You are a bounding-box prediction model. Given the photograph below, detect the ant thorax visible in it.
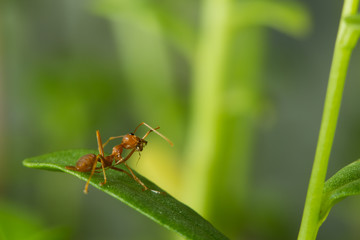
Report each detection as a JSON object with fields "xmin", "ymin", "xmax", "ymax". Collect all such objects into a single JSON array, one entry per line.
[{"xmin": 111, "ymin": 144, "xmax": 123, "ymax": 159}]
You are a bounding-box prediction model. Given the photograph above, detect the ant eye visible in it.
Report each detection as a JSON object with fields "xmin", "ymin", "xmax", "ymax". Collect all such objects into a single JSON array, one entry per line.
[{"xmin": 129, "ymin": 133, "xmax": 134, "ymax": 135}]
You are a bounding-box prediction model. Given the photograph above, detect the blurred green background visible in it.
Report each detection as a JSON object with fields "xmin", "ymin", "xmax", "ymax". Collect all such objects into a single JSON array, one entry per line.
[{"xmin": 1, "ymin": 0, "xmax": 360, "ymax": 239}]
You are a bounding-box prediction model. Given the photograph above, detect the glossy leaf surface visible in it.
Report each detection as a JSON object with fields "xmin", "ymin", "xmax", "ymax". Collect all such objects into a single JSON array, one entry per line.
[{"xmin": 23, "ymin": 150, "xmax": 228, "ymax": 240}]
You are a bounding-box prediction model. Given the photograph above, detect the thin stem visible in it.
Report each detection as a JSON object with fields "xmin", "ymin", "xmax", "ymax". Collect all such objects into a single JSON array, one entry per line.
[
  {"xmin": 182, "ymin": 0, "xmax": 232, "ymax": 215},
  {"xmin": 298, "ymin": 0, "xmax": 359, "ymax": 239}
]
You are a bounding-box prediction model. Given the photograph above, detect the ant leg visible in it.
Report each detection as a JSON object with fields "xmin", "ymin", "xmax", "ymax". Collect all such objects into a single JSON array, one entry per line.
[
  {"xmin": 132, "ymin": 122, "xmax": 146, "ymax": 134},
  {"xmin": 110, "ymin": 166, "xmax": 162, "ymax": 194},
  {"xmin": 123, "ymin": 163, "xmax": 163, "ymax": 194},
  {"xmin": 134, "ymin": 122, "xmax": 173, "ymax": 146},
  {"xmin": 110, "ymin": 166, "xmax": 133, "ymax": 178},
  {"xmin": 98, "ymin": 155, "xmax": 107, "ymax": 186},
  {"xmin": 83, "ymin": 159, "xmax": 98, "ymax": 194},
  {"xmin": 142, "ymin": 127, "xmax": 160, "ymax": 139},
  {"xmin": 82, "ymin": 156, "xmax": 107, "ymax": 193},
  {"xmin": 102, "ymin": 135, "xmax": 125, "ymax": 148},
  {"xmin": 96, "ymin": 130, "xmax": 104, "ymax": 156},
  {"xmin": 123, "ymin": 162, "xmax": 148, "ymax": 191},
  {"xmin": 96, "ymin": 130, "xmax": 107, "ymax": 186},
  {"xmin": 114, "ymin": 148, "xmax": 136, "ymax": 165}
]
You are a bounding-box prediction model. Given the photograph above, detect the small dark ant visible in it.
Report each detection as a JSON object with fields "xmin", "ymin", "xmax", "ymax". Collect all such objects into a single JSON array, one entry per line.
[{"xmin": 66, "ymin": 122, "xmax": 173, "ymax": 194}]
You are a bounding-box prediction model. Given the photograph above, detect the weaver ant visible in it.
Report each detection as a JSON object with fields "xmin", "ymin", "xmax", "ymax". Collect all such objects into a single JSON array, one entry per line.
[{"xmin": 66, "ymin": 122, "xmax": 173, "ymax": 194}]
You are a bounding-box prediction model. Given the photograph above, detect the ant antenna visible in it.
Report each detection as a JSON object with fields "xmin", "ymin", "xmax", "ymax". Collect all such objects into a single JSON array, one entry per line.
[{"xmin": 134, "ymin": 122, "xmax": 173, "ymax": 146}]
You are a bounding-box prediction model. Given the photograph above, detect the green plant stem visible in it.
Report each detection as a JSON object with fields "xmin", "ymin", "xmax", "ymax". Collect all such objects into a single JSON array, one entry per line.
[
  {"xmin": 182, "ymin": 0, "xmax": 232, "ymax": 215},
  {"xmin": 298, "ymin": 0, "xmax": 359, "ymax": 239}
]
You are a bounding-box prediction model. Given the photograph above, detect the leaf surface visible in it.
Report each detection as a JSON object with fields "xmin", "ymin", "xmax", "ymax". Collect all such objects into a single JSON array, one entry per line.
[
  {"xmin": 320, "ymin": 159, "xmax": 360, "ymax": 224},
  {"xmin": 23, "ymin": 149, "xmax": 228, "ymax": 240}
]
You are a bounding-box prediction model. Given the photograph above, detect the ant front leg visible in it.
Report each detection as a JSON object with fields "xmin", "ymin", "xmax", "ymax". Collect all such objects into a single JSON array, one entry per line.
[
  {"xmin": 134, "ymin": 122, "xmax": 173, "ymax": 146},
  {"xmin": 102, "ymin": 135, "xmax": 125, "ymax": 148},
  {"xmin": 123, "ymin": 162, "xmax": 148, "ymax": 191},
  {"xmin": 111, "ymin": 126, "xmax": 162, "ymax": 166},
  {"xmin": 142, "ymin": 127, "xmax": 160, "ymax": 140},
  {"xmin": 114, "ymin": 148, "xmax": 136, "ymax": 165},
  {"xmin": 123, "ymin": 163, "xmax": 164, "ymax": 194},
  {"xmin": 109, "ymin": 166, "xmax": 133, "ymax": 178}
]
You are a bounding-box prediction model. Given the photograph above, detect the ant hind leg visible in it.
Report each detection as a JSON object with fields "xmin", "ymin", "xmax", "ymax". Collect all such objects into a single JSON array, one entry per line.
[{"xmin": 83, "ymin": 160, "xmax": 98, "ymax": 194}]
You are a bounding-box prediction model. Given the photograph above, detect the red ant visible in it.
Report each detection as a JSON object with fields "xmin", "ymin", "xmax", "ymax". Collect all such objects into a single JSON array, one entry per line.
[{"xmin": 66, "ymin": 122, "xmax": 173, "ymax": 194}]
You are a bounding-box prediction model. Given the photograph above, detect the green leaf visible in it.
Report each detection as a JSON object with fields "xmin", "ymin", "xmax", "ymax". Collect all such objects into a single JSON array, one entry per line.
[
  {"xmin": 23, "ymin": 150, "xmax": 229, "ymax": 240},
  {"xmin": 93, "ymin": 0, "xmax": 195, "ymax": 62},
  {"xmin": 234, "ymin": 0, "xmax": 311, "ymax": 38},
  {"xmin": 319, "ymin": 159, "xmax": 360, "ymax": 225}
]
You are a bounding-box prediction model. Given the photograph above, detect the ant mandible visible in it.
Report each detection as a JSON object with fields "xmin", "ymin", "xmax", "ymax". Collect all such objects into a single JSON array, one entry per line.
[{"xmin": 66, "ymin": 122, "xmax": 173, "ymax": 194}]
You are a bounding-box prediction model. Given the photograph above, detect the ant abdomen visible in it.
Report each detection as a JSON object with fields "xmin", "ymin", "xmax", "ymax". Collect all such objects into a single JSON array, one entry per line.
[{"xmin": 66, "ymin": 153, "xmax": 96, "ymax": 172}]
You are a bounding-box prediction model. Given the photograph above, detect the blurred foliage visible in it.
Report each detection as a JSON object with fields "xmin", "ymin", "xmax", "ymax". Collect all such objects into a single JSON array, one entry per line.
[
  {"xmin": 0, "ymin": 201, "xmax": 70, "ymax": 240},
  {"xmin": 1, "ymin": 0, "xmax": 360, "ymax": 240}
]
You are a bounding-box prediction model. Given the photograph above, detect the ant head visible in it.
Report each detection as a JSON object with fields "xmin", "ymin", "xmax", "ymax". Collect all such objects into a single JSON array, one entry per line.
[
  {"xmin": 136, "ymin": 139, "xmax": 147, "ymax": 151},
  {"xmin": 122, "ymin": 133, "xmax": 141, "ymax": 149}
]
